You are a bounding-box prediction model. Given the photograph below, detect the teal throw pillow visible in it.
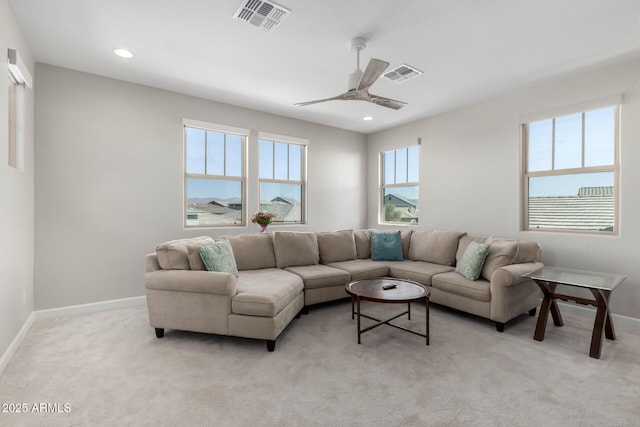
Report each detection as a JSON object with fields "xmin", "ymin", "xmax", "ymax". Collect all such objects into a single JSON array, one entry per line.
[
  {"xmin": 371, "ymin": 231, "xmax": 404, "ymax": 261},
  {"xmin": 455, "ymin": 241, "xmax": 490, "ymax": 281},
  {"xmin": 199, "ymin": 240, "xmax": 239, "ymax": 277}
]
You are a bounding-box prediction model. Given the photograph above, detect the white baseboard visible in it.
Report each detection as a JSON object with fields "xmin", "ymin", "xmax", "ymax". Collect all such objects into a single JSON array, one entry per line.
[
  {"xmin": 0, "ymin": 312, "xmax": 35, "ymax": 376},
  {"xmin": 556, "ymin": 301, "xmax": 640, "ymax": 332},
  {"xmin": 34, "ymin": 295, "xmax": 146, "ymax": 320}
]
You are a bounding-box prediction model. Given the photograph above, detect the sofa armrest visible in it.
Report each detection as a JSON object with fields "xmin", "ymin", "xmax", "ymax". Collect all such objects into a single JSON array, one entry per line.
[
  {"xmin": 490, "ymin": 262, "xmax": 544, "ymax": 288},
  {"xmin": 144, "ymin": 270, "xmax": 237, "ymax": 296}
]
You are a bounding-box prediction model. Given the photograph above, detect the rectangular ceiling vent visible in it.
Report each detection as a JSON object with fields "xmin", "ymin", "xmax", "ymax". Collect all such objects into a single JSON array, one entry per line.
[
  {"xmin": 233, "ymin": 0, "xmax": 291, "ymax": 32},
  {"xmin": 383, "ymin": 64, "xmax": 423, "ymax": 84}
]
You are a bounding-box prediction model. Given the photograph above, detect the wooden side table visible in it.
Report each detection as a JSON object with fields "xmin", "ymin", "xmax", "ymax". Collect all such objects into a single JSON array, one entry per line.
[{"xmin": 522, "ymin": 266, "xmax": 627, "ymax": 359}]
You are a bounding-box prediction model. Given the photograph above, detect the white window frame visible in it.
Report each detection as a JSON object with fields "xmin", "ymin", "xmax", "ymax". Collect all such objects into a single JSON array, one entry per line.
[
  {"xmin": 380, "ymin": 145, "xmax": 419, "ymax": 225},
  {"xmin": 521, "ymin": 103, "xmax": 620, "ymax": 234},
  {"xmin": 183, "ymin": 119, "xmax": 248, "ymax": 228},
  {"xmin": 258, "ymin": 132, "xmax": 307, "ymax": 225}
]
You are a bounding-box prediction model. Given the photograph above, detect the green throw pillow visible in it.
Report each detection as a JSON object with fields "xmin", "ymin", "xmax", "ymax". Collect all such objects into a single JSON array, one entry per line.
[
  {"xmin": 199, "ymin": 240, "xmax": 239, "ymax": 277},
  {"xmin": 371, "ymin": 231, "xmax": 404, "ymax": 261},
  {"xmin": 456, "ymin": 241, "xmax": 490, "ymax": 281}
]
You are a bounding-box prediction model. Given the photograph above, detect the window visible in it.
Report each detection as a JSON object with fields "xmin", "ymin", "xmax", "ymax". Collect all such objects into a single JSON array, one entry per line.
[
  {"xmin": 259, "ymin": 135, "xmax": 306, "ymax": 224},
  {"xmin": 184, "ymin": 121, "xmax": 246, "ymax": 227},
  {"xmin": 380, "ymin": 145, "xmax": 419, "ymax": 224},
  {"xmin": 522, "ymin": 105, "xmax": 619, "ymax": 233}
]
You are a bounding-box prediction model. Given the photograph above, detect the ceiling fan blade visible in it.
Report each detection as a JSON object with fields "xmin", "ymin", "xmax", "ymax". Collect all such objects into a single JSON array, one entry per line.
[
  {"xmin": 357, "ymin": 58, "xmax": 389, "ymax": 91},
  {"xmin": 368, "ymin": 93, "xmax": 407, "ymax": 110},
  {"xmin": 295, "ymin": 90, "xmax": 359, "ymax": 107}
]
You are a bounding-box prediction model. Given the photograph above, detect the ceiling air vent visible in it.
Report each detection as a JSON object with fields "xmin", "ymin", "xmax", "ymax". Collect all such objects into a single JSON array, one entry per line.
[
  {"xmin": 233, "ymin": 0, "xmax": 291, "ymax": 32},
  {"xmin": 383, "ymin": 64, "xmax": 423, "ymax": 84}
]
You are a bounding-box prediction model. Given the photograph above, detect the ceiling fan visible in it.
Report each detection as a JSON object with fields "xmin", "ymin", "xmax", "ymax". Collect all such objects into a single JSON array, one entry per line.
[{"xmin": 295, "ymin": 37, "xmax": 407, "ymax": 110}]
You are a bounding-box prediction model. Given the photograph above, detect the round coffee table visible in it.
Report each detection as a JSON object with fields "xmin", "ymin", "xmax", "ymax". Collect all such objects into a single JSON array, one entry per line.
[{"xmin": 345, "ymin": 278, "xmax": 430, "ymax": 345}]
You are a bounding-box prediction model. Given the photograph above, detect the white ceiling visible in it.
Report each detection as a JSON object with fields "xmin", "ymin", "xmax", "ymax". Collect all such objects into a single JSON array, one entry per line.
[{"xmin": 9, "ymin": 0, "xmax": 640, "ymax": 133}]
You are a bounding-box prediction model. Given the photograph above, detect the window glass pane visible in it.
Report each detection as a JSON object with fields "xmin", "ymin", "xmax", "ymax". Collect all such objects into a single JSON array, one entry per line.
[
  {"xmin": 289, "ymin": 144, "xmax": 302, "ymax": 181},
  {"xmin": 225, "ymin": 133, "xmax": 242, "ymax": 177},
  {"xmin": 384, "ymin": 151, "xmax": 395, "ymax": 185},
  {"xmin": 528, "ymin": 119, "xmax": 552, "ymax": 172},
  {"xmin": 274, "ymin": 142, "xmax": 288, "ymax": 180},
  {"xmin": 206, "ymin": 131, "xmax": 224, "ymax": 175},
  {"xmin": 383, "ymin": 186, "xmax": 419, "ymax": 224},
  {"xmin": 185, "ymin": 127, "xmax": 205, "ymax": 174},
  {"xmin": 585, "ymin": 107, "xmax": 615, "ymax": 167},
  {"xmin": 259, "ymin": 139, "xmax": 273, "ymax": 179},
  {"xmin": 186, "ymin": 178, "xmax": 243, "ymax": 226},
  {"xmin": 395, "ymin": 148, "xmax": 408, "ymax": 184},
  {"xmin": 554, "ymin": 113, "xmax": 582, "ymax": 169},
  {"xmin": 260, "ymin": 182, "xmax": 302, "ymax": 223},
  {"xmin": 527, "ymin": 172, "xmax": 614, "ymax": 232},
  {"xmin": 407, "ymin": 145, "xmax": 419, "ymax": 182}
]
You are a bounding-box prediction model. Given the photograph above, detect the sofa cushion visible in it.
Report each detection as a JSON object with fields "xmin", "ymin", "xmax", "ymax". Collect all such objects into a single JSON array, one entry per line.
[
  {"xmin": 199, "ymin": 240, "xmax": 239, "ymax": 277},
  {"xmin": 327, "ymin": 259, "xmax": 390, "ymax": 281},
  {"xmin": 227, "ymin": 233, "xmax": 276, "ymax": 271},
  {"xmin": 456, "ymin": 235, "xmax": 489, "ymax": 264},
  {"xmin": 317, "ymin": 230, "xmax": 357, "ymax": 264},
  {"xmin": 514, "ymin": 240, "xmax": 542, "ymax": 263},
  {"xmin": 409, "ymin": 230, "xmax": 466, "ymax": 266},
  {"xmin": 274, "ymin": 231, "xmax": 320, "ymax": 268},
  {"xmin": 232, "ymin": 269, "xmax": 303, "ymax": 317},
  {"xmin": 481, "ymin": 238, "xmax": 518, "ymax": 281},
  {"xmin": 388, "ymin": 261, "xmax": 455, "ymax": 286},
  {"xmin": 432, "ymin": 271, "xmax": 491, "ymax": 302},
  {"xmin": 353, "ymin": 230, "xmax": 372, "ymax": 259},
  {"xmin": 284, "ymin": 264, "xmax": 351, "ymax": 290},
  {"xmin": 455, "ymin": 241, "xmax": 490, "ymax": 281},
  {"xmin": 371, "ymin": 231, "xmax": 404, "ymax": 261},
  {"xmin": 156, "ymin": 236, "xmax": 214, "ymax": 270}
]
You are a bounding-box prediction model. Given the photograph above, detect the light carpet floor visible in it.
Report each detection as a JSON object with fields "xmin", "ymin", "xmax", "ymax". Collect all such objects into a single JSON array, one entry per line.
[{"xmin": 1, "ymin": 300, "xmax": 639, "ymax": 426}]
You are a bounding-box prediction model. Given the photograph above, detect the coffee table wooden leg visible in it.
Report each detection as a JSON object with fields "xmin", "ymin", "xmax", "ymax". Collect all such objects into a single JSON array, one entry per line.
[
  {"xmin": 425, "ymin": 297, "xmax": 429, "ymax": 346},
  {"xmin": 356, "ymin": 295, "xmax": 361, "ymax": 344},
  {"xmin": 351, "ymin": 295, "xmax": 355, "ymax": 320}
]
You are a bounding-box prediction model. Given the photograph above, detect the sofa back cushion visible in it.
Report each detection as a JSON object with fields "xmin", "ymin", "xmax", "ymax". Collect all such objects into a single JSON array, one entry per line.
[
  {"xmin": 514, "ymin": 240, "xmax": 542, "ymax": 263},
  {"xmin": 273, "ymin": 231, "xmax": 320, "ymax": 268},
  {"xmin": 409, "ymin": 230, "xmax": 466, "ymax": 266},
  {"xmin": 317, "ymin": 230, "xmax": 357, "ymax": 264},
  {"xmin": 156, "ymin": 236, "xmax": 214, "ymax": 270},
  {"xmin": 227, "ymin": 233, "xmax": 276, "ymax": 271},
  {"xmin": 481, "ymin": 238, "xmax": 518, "ymax": 281},
  {"xmin": 353, "ymin": 230, "xmax": 372, "ymax": 259}
]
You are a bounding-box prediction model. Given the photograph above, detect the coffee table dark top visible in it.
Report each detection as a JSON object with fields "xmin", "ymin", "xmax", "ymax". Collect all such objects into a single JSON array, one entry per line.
[{"xmin": 345, "ymin": 278, "xmax": 429, "ymax": 303}]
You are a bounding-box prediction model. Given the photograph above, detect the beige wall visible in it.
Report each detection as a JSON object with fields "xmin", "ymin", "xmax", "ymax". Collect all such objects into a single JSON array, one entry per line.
[
  {"xmin": 367, "ymin": 58, "xmax": 640, "ymax": 319},
  {"xmin": 34, "ymin": 64, "xmax": 367, "ymax": 310},
  {"xmin": 0, "ymin": 0, "xmax": 35, "ymax": 361}
]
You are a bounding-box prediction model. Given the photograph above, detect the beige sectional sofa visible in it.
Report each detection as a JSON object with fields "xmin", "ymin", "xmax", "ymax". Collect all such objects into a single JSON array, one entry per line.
[{"xmin": 144, "ymin": 229, "xmax": 543, "ymax": 351}]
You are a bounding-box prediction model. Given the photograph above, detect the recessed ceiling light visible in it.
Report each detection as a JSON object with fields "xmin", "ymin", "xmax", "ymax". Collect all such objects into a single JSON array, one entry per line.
[
  {"xmin": 113, "ymin": 48, "xmax": 134, "ymax": 59},
  {"xmin": 363, "ymin": 116, "xmax": 374, "ymax": 121}
]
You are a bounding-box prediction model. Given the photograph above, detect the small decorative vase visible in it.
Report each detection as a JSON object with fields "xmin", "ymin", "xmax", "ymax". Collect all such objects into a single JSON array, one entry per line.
[{"xmin": 259, "ymin": 223, "xmax": 268, "ymax": 233}]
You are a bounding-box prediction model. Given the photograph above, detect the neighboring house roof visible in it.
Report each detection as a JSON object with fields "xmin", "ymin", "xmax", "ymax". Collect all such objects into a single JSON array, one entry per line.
[
  {"xmin": 529, "ymin": 191, "xmax": 614, "ymax": 231},
  {"xmin": 270, "ymin": 196, "xmax": 299, "ymax": 205},
  {"xmin": 384, "ymin": 194, "xmax": 418, "ymax": 208},
  {"xmin": 578, "ymin": 186, "xmax": 614, "ymax": 197}
]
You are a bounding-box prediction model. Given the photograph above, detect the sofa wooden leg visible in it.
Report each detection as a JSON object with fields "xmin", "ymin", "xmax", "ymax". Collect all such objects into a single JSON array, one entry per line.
[
  {"xmin": 155, "ymin": 328, "xmax": 165, "ymax": 338},
  {"xmin": 529, "ymin": 307, "xmax": 537, "ymax": 316},
  {"xmin": 301, "ymin": 306, "xmax": 309, "ymax": 315},
  {"xmin": 495, "ymin": 322, "xmax": 505, "ymax": 332},
  {"xmin": 266, "ymin": 340, "xmax": 276, "ymax": 352}
]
